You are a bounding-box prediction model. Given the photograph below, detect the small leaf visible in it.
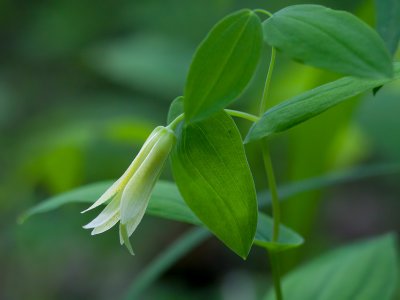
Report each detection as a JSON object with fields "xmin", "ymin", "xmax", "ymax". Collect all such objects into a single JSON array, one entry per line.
[
  {"xmin": 184, "ymin": 9, "xmax": 262, "ymax": 122},
  {"xmin": 167, "ymin": 96, "xmax": 184, "ymax": 124},
  {"xmin": 171, "ymin": 111, "xmax": 258, "ymax": 258},
  {"xmin": 255, "ymin": 214, "xmax": 303, "ymax": 252},
  {"xmin": 245, "ymin": 62, "xmax": 400, "ymax": 143},
  {"xmin": 263, "ymin": 4, "xmax": 393, "ymax": 78},
  {"xmin": 375, "ymin": 0, "xmax": 400, "ymax": 55},
  {"xmin": 265, "ymin": 234, "xmax": 399, "ymax": 300}
]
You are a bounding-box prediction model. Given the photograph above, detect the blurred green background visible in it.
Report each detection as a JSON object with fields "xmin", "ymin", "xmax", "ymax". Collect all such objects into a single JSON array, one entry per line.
[{"xmin": 1, "ymin": 0, "xmax": 399, "ymax": 299}]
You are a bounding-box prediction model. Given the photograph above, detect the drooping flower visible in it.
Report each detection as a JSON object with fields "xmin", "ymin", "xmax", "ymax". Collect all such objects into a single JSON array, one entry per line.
[{"xmin": 82, "ymin": 126, "xmax": 176, "ymax": 254}]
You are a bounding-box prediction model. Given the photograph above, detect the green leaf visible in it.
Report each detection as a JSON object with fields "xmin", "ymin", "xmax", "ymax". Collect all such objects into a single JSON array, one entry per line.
[
  {"xmin": 375, "ymin": 0, "xmax": 400, "ymax": 55},
  {"xmin": 265, "ymin": 234, "xmax": 399, "ymax": 300},
  {"xmin": 255, "ymin": 214, "xmax": 303, "ymax": 252},
  {"xmin": 263, "ymin": 4, "xmax": 393, "ymax": 78},
  {"xmin": 171, "ymin": 111, "xmax": 258, "ymax": 258},
  {"xmin": 19, "ymin": 180, "xmax": 199, "ymax": 225},
  {"xmin": 18, "ymin": 181, "xmax": 114, "ymax": 224},
  {"xmin": 258, "ymin": 162, "xmax": 400, "ymax": 207},
  {"xmin": 147, "ymin": 181, "xmax": 199, "ymax": 225},
  {"xmin": 184, "ymin": 9, "xmax": 262, "ymax": 123},
  {"xmin": 20, "ymin": 178, "xmax": 301, "ymax": 253},
  {"xmin": 245, "ymin": 62, "xmax": 400, "ymax": 143},
  {"xmin": 167, "ymin": 96, "xmax": 184, "ymax": 125},
  {"xmin": 22, "ymin": 163, "xmax": 398, "ymax": 257}
]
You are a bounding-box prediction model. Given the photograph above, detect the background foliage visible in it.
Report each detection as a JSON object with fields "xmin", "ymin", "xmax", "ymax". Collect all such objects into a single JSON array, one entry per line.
[{"xmin": 1, "ymin": 0, "xmax": 399, "ymax": 299}]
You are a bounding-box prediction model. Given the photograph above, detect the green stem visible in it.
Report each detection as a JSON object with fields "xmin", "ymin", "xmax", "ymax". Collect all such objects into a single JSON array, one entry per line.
[
  {"xmin": 258, "ymin": 46, "xmax": 279, "ymax": 242},
  {"xmin": 167, "ymin": 109, "xmax": 259, "ymax": 130},
  {"xmin": 259, "ymin": 46, "xmax": 280, "ymax": 242},
  {"xmin": 224, "ymin": 109, "xmax": 260, "ymax": 122},
  {"xmin": 269, "ymin": 251, "xmax": 283, "ymax": 300},
  {"xmin": 259, "ymin": 47, "xmax": 276, "ymax": 114},
  {"xmin": 167, "ymin": 113, "xmax": 185, "ymax": 130},
  {"xmin": 262, "ymin": 142, "xmax": 280, "ymax": 242},
  {"xmin": 258, "ymin": 46, "xmax": 283, "ymax": 300},
  {"xmin": 254, "ymin": 9, "xmax": 273, "ymax": 18}
]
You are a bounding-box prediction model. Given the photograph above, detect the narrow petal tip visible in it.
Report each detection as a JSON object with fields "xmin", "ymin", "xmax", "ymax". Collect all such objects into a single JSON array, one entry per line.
[
  {"xmin": 120, "ymin": 223, "xmax": 135, "ymax": 255},
  {"xmin": 81, "ymin": 207, "xmax": 92, "ymax": 214}
]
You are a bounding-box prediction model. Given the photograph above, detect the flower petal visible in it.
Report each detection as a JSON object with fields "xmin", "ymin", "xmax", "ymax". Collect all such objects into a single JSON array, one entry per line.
[
  {"xmin": 122, "ymin": 201, "xmax": 148, "ymax": 236},
  {"xmin": 120, "ymin": 223, "xmax": 134, "ymax": 255},
  {"xmin": 120, "ymin": 130, "xmax": 175, "ymax": 224},
  {"xmin": 117, "ymin": 126, "xmax": 164, "ymax": 186},
  {"xmin": 81, "ymin": 127, "xmax": 164, "ymax": 214},
  {"xmin": 83, "ymin": 193, "xmax": 121, "ymax": 229},
  {"xmin": 119, "ymin": 170, "xmax": 157, "ymax": 226},
  {"xmin": 118, "ymin": 129, "xmax": 175, "ymax": 253},
  {"xmin": 81, "ymin": 179, "xmax": 121, "ymax": 213},
  {"xmin": 91, "ymin": 212, "xmax": 120, "ymax": 235}
]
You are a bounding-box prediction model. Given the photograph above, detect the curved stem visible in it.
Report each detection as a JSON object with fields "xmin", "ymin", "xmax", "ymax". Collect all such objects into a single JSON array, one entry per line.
[
  {"xmin": 258, "ymin": 46, "xmax": 280, "ymax": 242},
  {"xmin": 224, "ymin": 109, "xmax": 259, "ymax": 122},
  {"xmin": 262, "ymin": 142, "xmax": 280, "ymax": 242},
  {"xmin": 254, "ymin": 9, "xmax": 273, "ymax": 18},
  {"xmin": 167, "ymin": 109, "xmax": 259, "ymax": 131},
  {"xmin": 258, "ymin": 46, "xmax": 283, "ymax": 300},
  {"xmin": 259, "ymin": 47, "xmax": 276, "ymax": 114},
  {"xmin": 167, "ymin": 113, "xmax": 185, "ymax": 130}
]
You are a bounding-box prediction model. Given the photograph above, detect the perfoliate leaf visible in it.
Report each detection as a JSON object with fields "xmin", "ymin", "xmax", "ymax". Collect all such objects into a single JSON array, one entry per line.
[
  {"xmin": 265, "ymin": 234, "xmax": 399, "ymax": 300},
  {"xmin": 171, "ymin": 111, "xmax": 258, "ymax": 258},
  {"xmin": 184, "ymin": 9, "xmax": 262, "ymax": 123},
  {"xmin": 263, "ymin": 5, "xmax": 393, "ymax": 78},
  {"xmin": 245, "ymin": 62, "xmax": 400, "ymax": 143}
]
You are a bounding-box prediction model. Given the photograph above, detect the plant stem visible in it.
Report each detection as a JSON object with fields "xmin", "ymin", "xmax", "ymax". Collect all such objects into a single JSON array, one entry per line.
[
  {"xmin": 224, "ymin": 109, "xmax": 260, "ymax": 122},
  {"xmin": 258, "ymin": 46, "xmax": 283, "ymax": 300},
  {"xmin": 259, "ymin": 47, "xmax": 279, "ymax": 242},
  {"xmin": 167, "ymin": 113, "xmax": 185, "ymax": 130},
  {"xmin": 254, "ymin": 9, "xmax": 273, "ymax": 18},
  {"xmin": 269, "ymin": 251, "xmax": 283, "ymax": 300},
  {"xmin": 261, "ymin": 142, "xmax": 280, "ymax": 242},
  {"xmin": 167, "ymin": 109, "xmax": 259, "ymax": 130},
  {"xmin": 259, "ymin": 47, "xmax": 276, "ymax": 114}
]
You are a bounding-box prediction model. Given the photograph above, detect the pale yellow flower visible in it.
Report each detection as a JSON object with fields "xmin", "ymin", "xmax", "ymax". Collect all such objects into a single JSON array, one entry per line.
[{"xmin": 82, "ymin": 126, "xmax": 176, "ymax": 254}]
